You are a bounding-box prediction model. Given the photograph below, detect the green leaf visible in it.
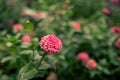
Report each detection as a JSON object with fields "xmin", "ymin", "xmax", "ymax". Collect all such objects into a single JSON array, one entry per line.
[
  {"xmin": 15, "ymin": 33, "xmax": 22, "ymax": 39},
  {"xmin": 1, "ymin": 55, "xmax": 19, "ymax": 63},
  {"xmin": 37, "ymin": 69, "xmax": 47, "ymax": 77},
  {"xmin": 102, "ymin": 68, "xmax": 110, "ymax": 75},
  {"xmin": 7, "ymin": 35, "xmax": 16, "ymax": 42},
  {"xmin": 24, "ymin": 20, "xmax": 34, "ymax": 31},
  {"xmin": 44, "ymin": 57, "xmax": 56, "ymax": 71},
  {"xmin": 6, "ymin": 42, "xmax": 12, "ymax": 47},
  {"xmin": 18, "ymin": 63, "xmax": 47, "ymax": 80},
  {"xmin": 18, "ymin": 64, "xmax": 38, "ymax": 80},
  {"xmin": 1, "ymin": 56, "xmax": 13, "ymax": 63},
  {"xmin": 37, "ymin": 46, "xmax": 44, "ymax": 56},
  {"xmin": 90, "ymin": 71, "xmax": 96, "ymax": 78},
  {"xmin": 31, "ymin": 38, "xmax": 39, "ymax": 46},
  {"xmin": 23, "ymin": 68, "xmax": 38, "ymax": 79}
]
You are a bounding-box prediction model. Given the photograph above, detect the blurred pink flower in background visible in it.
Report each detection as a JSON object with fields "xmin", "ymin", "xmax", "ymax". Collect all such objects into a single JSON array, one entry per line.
[
  {"xmin": 29, "ymin": 31, "xmax": 36, "ymax": 37},
  {"xmin": 77, "ymin": 52, "xmax": 89, "ymax": 62},
  {"xmin": 33, "ymin": 12, "xmax": 42, "ymax": 19},
  {"xmin": 111, "ymin": 26, "xmax": 120, "ymax": 34},
  {"xmin": 63, "ymin": 3, "xmax": 69, "ymax": 8},
  {"xmin": 115, "ymin": 38, "xmax": 120, "ymax": 48},
  {"xmin": 13, "ymin": 24, "xmax": 23, "ymax": 31},
  {"xmin": 39, "ymin": 35, "xmax": 62, "ymax": 54},
  {"xmin": 55, "ymin": 10, "xmax": 62, "ymax": 15},
  {"xmin": 7, "ymin": 0, "xmax": 14, "ymax": 6},
  {"xmin": 21, "ymin": 11, "xmax": 28, "ymax": 17},
  {"xmin": 108, "ymin": 20, "xmax": 114, "ymax": 26},
  {"xmin": 7, "ymin": 19, "xmax": 14, "ymax": 25},
  {"xmin": 22, "ymin": 35, "xmax": 31, "ymax": 43},
  {"xmin": 111, "ymin": 0, "xmax": 119, "ymax": 3},
  {"xmin": 102, "ymin": 8, "xmax": 111, "ymax": 15},
  {"xmin": 85, "ymin": 59, "xmax": 97, "ymax": 69},
  {"xmin": 73, "ymin": 21, "xmax": 80, "ymax": 30},
  {"xmin": 21, "ymin": 8, "xmax": 48, "ymax": 20},
  {"xmin": 33, "ymin": 11, "xmax": 48, "ymax": 20},
  {"xmin": 24, "ymin": 0, "xmax": 31, "ymax": 3}
]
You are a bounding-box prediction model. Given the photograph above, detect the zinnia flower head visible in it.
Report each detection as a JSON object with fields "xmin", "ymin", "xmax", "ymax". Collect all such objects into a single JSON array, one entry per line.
[
  {"xmin": 73, "ymin": 21, "xmax": 80, "ymax": 30},
  {"xmin": 39, "ymin": 35, "xmax": 62, "ymax": 54},
  {"xmin": 111, "ymin": 0, "xmax": 119, "ymax": 3},
  {"xmin": 102, "ymin": 8, "xmax": 111, "ymax": 15},
  {"xmin": 77, "ymin": 52, "xmax": 89, "ymax": 62},
  {"xmin": 111, "ymin": 26, "xmax": 120, "ymax": 34},
  {"xmin": 115, "ymin": 38, "xmax": 120, "ymax": 48},
  {"xmin": 13, "ymin": 24, "xmax": 23, "ymax": 31},
  {"xmin": 22, "ymin": 35, "xmax": 31, "ymax": 43},
  {"xmin": 86, "ymin": 59, "xmax": 97, "ymax": 69}
]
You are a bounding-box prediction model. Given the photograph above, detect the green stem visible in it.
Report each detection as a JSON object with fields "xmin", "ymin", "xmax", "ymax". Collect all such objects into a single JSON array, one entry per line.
[
  {"xmin": 32, "ymin": 47, "xmax": 35, "ymax": 62},
  {"xmin": 36, "ymin": 53, "xmax": 46, "ymax": 69}
]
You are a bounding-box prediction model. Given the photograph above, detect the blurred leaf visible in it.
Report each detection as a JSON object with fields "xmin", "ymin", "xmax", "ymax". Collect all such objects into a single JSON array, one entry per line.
[
  {"xmin": 18, "ymin": 64, "xmax": 37, "ymax": 80},
  {"xmin": 18, "ymin": 63, "xmax": 47, "ymax": 80},
  {"xmin": 1, "ymin": 56, "xmax": 13, "ymax": 63},
  {"xmin": 24, "ymin": 21, "xmax": 34, "ymax": 31},
  {"xmin": 1, "ymin": 55, "xmax": 19, "ymax": 63},
  {"xmin": 37, "ymin": 46, "xmax": 44, "ymax": 56},
  {"xmin": 7, "ymin": 35, "xmax": 16, "ymax": 42},
  {"xmin": 102, "ymin": 68, "xmax": 110, "ymax": 75},
  {"xmin": 15, "ymin": 33, "xmax": 22, "ymax": 39},
  {"xmin": 37, "ymin": 69, "xmax": 47, "ymax": 77},
  {"xmin": 6, "ymin": 42, "xmax": 12, "ymax": 47},
  {"xmin": 23, "ymin": 68, "xmax": 38, "ymax": 79},
  {"xmin": 44, "ymin": 57, "xmax": 56, "ymax": 71}
]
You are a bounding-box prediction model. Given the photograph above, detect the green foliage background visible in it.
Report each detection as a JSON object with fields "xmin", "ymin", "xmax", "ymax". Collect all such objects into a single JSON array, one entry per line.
[{"xmin": 0, "ymin": 0, "xmax": 120, "ymax": 80}]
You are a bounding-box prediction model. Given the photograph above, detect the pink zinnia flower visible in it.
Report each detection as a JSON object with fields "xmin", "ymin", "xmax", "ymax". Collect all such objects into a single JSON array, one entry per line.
[
  {"xmin": 13, "ymin": 24, "xmax": 23, "ymax": 31},
  {"xmin": 115, "ymin": 38, "xmax": 120, "ymax": 48},
  {"xmin": 39, "ymin": 35, "xmax": 62, "ymax": 54},
  {"xmin": 22, "ymin": 35, "xmax": 31, "ymax": 43},
  {"xmin": 111, "ymin": 0, "xmax": 119, "ymax": 3},
  {"xmin": 86, "ymin": 59, "xmax": 97, "ymax": 69},
  {"xmin": 111, "ymin": 26, "xmax": 120, "ymax": 34},
  {"xmin": 77, "ymin": 52, "xmax": 89, "ymax": 62},
  {"xmin": 102, "ymin": 8, "xmax": 111, "ymax": 15},
  {"xmin": 73, "ymin": 21, "xmax": 80, "ymax": 30}
]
